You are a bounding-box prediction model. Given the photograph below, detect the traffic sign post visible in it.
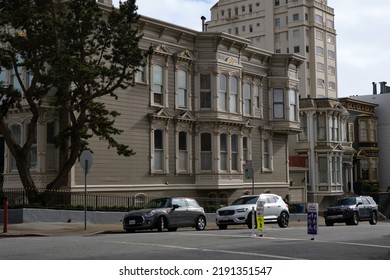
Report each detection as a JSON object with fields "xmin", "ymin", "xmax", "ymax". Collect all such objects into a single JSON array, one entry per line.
[
  {"xmin": 80, "ymin": 150, "xmax": 93, "ymax": 231},
  {"xmin": 307, "ymin": 203, "xmax": 318, "ymax": 240},
  {"xmin": 256, "ymin": 199, "xmax": 265, "ymax": 237}
]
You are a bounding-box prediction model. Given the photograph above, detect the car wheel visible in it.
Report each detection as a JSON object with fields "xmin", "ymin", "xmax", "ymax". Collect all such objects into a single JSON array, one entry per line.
[
  {"xmin": 157, "ymin": 216, "xmax": 166, "ymax": 232},
  {"xmin": 195, "ymin": 216, "xmax": 206, "ymax": 231},
  {"xmin": 218, "ymin": 225, "xmax": 228, "ymax": 230},
  {"xmin": 347, "ymin": 212, "xmax": 359, "ymax": 226},
  {"xmin": 246, "ymin": 213, "xmax": 257, "ymax": 229},
  {"xmin": 325, "ymin": 220, "xmax": 334, "ymax": 226},
  {"xmin": 369, "ymin": 212, "xmax": 378, "ymax": 225},
  {"xmin": 278, "ymin": 211, "xmax": 289, "ymax": 228}
]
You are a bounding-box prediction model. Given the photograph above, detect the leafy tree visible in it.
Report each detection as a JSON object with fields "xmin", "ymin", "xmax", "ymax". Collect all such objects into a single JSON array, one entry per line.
[{"xmin": 0, "ymin": 0, "xmax": 144, "ymax": 203}]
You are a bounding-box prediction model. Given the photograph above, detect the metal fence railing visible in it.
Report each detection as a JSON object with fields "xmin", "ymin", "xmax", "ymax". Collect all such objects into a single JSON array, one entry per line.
[{"xmin": 0, "ymin": 188, "xmax": 224, "ymax": 213}]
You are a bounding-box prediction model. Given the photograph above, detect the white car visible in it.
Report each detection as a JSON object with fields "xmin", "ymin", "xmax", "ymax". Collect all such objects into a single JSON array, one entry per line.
[{"xmin": 215, "ymin": 194, "xmax": 290, "ymax": 229}]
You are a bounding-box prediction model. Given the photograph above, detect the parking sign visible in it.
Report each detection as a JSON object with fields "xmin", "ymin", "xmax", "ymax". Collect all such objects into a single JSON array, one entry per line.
[
  {"xmin": 256, "ymin": 200, "xmax": 265, "ymax": 231},
  {"xmin": 307, "ymin": 203, "xmax": 318, "ymax": 236}
]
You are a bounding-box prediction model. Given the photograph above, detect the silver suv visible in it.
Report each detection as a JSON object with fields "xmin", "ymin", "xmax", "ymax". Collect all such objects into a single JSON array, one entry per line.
[
  {"xmin": 215, "ymin": 194, "xmax": 290, "ymax": 229},
  {"xmin": 324, "ymin": 195, "xmax": 378, "ymax": 226}
]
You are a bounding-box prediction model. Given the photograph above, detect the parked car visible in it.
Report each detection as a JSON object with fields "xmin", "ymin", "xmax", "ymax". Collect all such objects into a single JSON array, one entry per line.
[
  {"xmin": 122, "ymin": 197, "xmax": 207, "ymax": 232},
  {"xmin": 324, "ymin": 195, "xmax": 378, "ymax": 226},
  {"xmin": 215, "ymin": 194, "xmax": 290, "ymax": 229}
]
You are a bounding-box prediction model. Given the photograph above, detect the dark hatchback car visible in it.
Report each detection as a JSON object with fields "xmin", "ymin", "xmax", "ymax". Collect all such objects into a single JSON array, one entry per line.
[
  {"xmin": 324, "ymin": 195, "xmax": 379, "ymax": 226},
  {"xmin": 122, "ymin": 197, "xmax": 207, "ymax": 232}
]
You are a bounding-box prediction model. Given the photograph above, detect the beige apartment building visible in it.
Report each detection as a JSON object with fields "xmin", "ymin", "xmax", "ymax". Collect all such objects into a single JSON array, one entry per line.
[
  {"xmin": 206, "ymin": 0, "xmax": 338, "ymax": 99},
  {"xmin": 0, "ymin": 1, "xmax": 306, "ymax": 205}
]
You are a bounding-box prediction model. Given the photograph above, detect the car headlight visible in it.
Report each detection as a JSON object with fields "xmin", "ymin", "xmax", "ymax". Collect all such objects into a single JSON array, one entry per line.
[
  {"xmin": 145, "ymin": 210, "xmax": 156, "ymax": 217},
  {"xmin": 236, "ymin": 208, "xmax": 247, "ymax": 213}
]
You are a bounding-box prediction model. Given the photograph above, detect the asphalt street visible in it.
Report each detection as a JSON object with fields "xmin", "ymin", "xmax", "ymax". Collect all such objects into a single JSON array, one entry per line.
[{"xmin": 1, "ymin": 222, "xmax": 390, "ymax": 260}]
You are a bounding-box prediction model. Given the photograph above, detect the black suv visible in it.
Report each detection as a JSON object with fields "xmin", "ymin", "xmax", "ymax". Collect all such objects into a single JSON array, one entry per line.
[{"xmin": 324, "ymin": 195, "xmax": 378, "ymax": 226}]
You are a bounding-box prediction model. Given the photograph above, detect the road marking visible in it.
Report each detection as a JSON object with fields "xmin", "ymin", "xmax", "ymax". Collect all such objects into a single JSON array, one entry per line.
[
  {"xmin": 108, "ymin": 240, "xmax": 303, "ymax": 260},
  {"xmin": 174, "ymin": 231, "xmax": 390, "ymax": 249}
]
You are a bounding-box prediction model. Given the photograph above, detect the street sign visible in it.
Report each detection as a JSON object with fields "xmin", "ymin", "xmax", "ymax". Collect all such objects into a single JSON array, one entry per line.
[
  {"xmin": 244, "ymin": 160, "xmax": 253, "ymax": 179},
  {"xmin": 244, "ymin": 167, "xmax": 253, "ymax": 179},
  {"xmin": 307, "ymin": 203, "xmax": 319, "ymax": 237},
  {"xmin": 80, "ymin": 150, "xmax": 93, "ymax": 174},
  {"xmin": 80, "ymin": 150, "xmax": 93, "ymax": 231}
]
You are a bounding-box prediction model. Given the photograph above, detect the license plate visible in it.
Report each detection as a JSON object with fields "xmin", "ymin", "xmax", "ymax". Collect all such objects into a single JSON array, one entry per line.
[{"xmin": 129, "ymin": 220, "xmax": 135, "ymax": 225}]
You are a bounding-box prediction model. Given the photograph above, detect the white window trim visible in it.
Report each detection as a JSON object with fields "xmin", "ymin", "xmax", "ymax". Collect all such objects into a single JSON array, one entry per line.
[
  {"xmin": 176, "ymin": 69, "xmax": 191, "ymax": 110},
  {"xmin": 150, "ymin": 63, "xmax": 167, "ymax": 107},
  {"xmin": 272, "ymin": 88, "xmax": 285, "ymax": 120},
  {"xmin": 198, "ymin": 132, "xmax": 213, "ymax": 172},
  {"xmin": 261, "ymin": 136, "xmax": 273, "ymax": 172},
  {"xmin": 176, "ymin": 130, "xmax": 192, "ymax": 174},
  {"xmin": 151, "ymin": 127, "xmax": 169, "ymax": 174}
]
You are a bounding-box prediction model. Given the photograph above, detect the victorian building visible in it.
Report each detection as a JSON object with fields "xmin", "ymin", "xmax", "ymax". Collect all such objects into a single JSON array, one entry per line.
[
  {"xmin": 292, "ymin": 98, "xmax": 353, "ymax": 206},
  {"xmin": 339, "ymin": 98, "xmax": 379, "ymax": 193},
  {"xmin": 0, "ymin": 1, "xmax": 305, "ymax": 206}
]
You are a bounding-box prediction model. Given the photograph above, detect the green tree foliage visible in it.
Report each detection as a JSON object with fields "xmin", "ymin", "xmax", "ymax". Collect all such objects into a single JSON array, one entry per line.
[{"xmin": 0, "ymin": 0, "xmax": 144, "ymax": 202}]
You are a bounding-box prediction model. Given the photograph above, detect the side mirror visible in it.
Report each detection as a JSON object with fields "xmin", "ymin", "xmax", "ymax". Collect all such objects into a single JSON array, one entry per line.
[
  {"xmin": 172, "ymin": 204, "xmax": 179, "ymax": 210},
  {"xmin": 357, "ymin": 202, "xmax": 363, "ymax": 206}
]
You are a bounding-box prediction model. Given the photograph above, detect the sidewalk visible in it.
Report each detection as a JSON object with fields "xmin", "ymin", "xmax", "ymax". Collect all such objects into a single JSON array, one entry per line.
[
  {"xmin": 0, "ymin": 218, "xmax": 316, "ymax": 238},
  {"xmin": 0, "ymin": 222, "xmax": 125, "ymax": 237}
]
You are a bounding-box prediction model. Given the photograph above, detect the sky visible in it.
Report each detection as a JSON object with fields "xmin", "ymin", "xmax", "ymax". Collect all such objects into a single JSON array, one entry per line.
[{"xmin": 113, "ymin": 0, "xmax": 390, "ymax": 97}]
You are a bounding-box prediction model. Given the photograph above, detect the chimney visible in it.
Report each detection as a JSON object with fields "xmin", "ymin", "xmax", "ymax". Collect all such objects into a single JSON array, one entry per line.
[
  {"xmin": 380, "ymin": 81, "xmax": 387, "ymax": 94},
  {"xmin": 372, "ymin": 82, "xmax": 377, "ymax": 94},
  {"xmin": 201, "ymin": 16, "xmax": 206, "ymax": 32}
]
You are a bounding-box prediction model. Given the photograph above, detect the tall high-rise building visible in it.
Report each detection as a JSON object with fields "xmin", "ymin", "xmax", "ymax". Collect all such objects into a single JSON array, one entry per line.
[{"xmin": 206, "ymin": 0, "xmax": 337, "ymax": 99}]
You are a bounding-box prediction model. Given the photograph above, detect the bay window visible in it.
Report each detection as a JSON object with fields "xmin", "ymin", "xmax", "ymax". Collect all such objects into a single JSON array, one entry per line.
[{"xmin": 273, "ymin": 88, "xmax": 284, "ymax": 119}]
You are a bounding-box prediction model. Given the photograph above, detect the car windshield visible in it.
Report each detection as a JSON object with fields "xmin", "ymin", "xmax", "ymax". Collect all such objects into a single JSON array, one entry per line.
[
  {"xmin": 230, "ymin": 196, "xmax": 259, "ymax": 205},
  {"xmin": 332, "ymin": 197, "xmax": 356, "ymax": 206},
  {"xmin": 144, "ymin": 198, "xmax": 171, "ymax": 209}
]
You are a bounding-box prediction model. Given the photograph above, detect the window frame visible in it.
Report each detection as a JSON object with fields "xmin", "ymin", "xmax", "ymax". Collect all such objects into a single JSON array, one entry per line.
[
  {"xmin": 230, "ymin": 76, "xmax": 238, "ymax": 113},
  {"xmin": 177, "ymin": 69, "xmax": 189, "ymax": 109},
  {"xmin": 262, "ymin": 137, "xmax": 273, "ymax": 171},
  {"xmin": 272, "ymin": 88, "xmax": 285, "ymax": 119},
  {"xmin": 152, "ymin": 64, "xmax": 164, "ymax": 106},
  {"xmin": 151, "ymin": 128, "xmax": 169, "ymax": 174},
  {"xmin": 244, "ymin": 83, "xmax": 252, "ymax": 116},
  {"xmin": 317, "ymin": 114, "xmax": 327, "ymax": 141},
  {"xmin": 177, "ymin": 130, "xmax": 191, "ymax": 174},
  {"xmin": 299, "ymin": 114, "xmax": 308, "ymax": 141},
  {"xmin": 200, "ymin": 74, "xmax": 212, "ymax": 109},
  {"xmin": 220, "ymin": 133, "xmax": 228, "ymax": 171},
  {"xmin": 200, "ymin": 133, "xmax": 212, "ymax": 171},
  {"xmin": 219, "ymin": 74, "xmax": 228, "ymax": 111}
]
